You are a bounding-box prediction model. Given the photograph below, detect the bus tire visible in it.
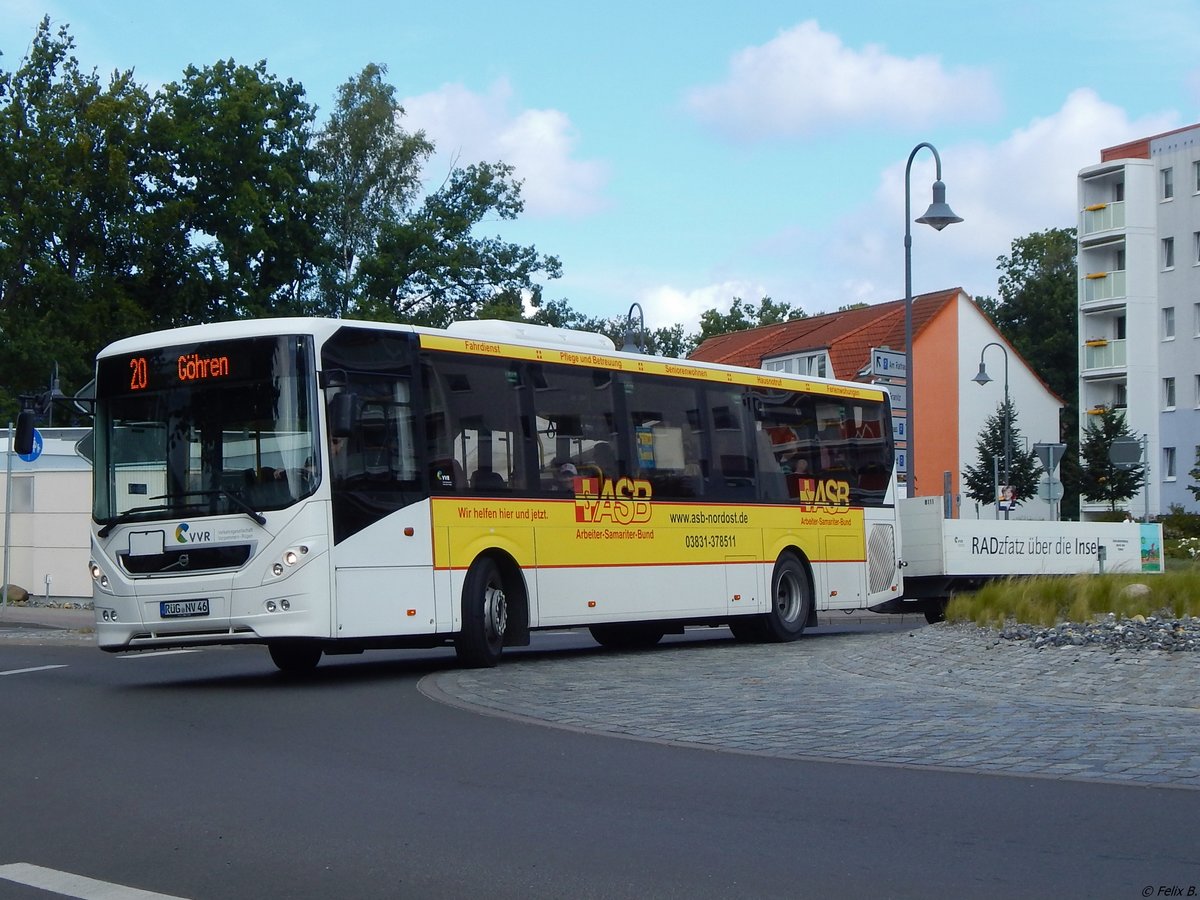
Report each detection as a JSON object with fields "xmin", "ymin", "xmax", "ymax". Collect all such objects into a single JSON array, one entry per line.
[
  {"xmin": 762, "ymin": 552, "xmax": 812, "ymax": 642},
  {"xmin": 268, "ymin": 641, "xmax": 322, "ymax": 673},
  {"xmin": 589, "ymin": 623, "xmax": 665, "ymax": 650},
  {"xmin": 924, "ymin": 599, "xmax": 948, "ymax": 624},
  {"xmin": 455, "ymin": 556, "xmax": 508, "ymax": 668}
]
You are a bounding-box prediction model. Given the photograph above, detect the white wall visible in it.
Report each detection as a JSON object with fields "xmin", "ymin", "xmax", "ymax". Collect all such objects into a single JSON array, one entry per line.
[
  {"xmin": 0, "ymin": 434, "xmax": 93, "ymax": 599},
  {"xmin": 957, "ymin": 298, "xmax": 1064, "ymax": 521}
]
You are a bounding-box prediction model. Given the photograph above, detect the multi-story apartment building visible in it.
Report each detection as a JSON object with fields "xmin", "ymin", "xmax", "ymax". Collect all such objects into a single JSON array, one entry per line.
[{"xmin": 1077, "ymin": 124, "xmax": 1200, "ymax": 518}]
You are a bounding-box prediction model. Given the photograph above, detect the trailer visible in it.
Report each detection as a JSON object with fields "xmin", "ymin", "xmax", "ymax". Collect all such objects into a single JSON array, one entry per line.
[{"xmin": 876, "ymin": 497, "xmax": 1164, "ymax": 622}]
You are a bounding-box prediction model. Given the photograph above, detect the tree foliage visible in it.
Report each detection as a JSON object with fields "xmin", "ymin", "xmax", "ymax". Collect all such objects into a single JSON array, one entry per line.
[
  {"xmin": 1078, "ymin": 408, "xmax": 1145, "ymax": 511},
  {"xmin": 0, "ymin": 18, "xmax": 157, "ymax": 418},
  {"xmin": 313, "ymin": 63, "xmax": 432, "ymax": 317},
  {"xmin": 0, "ymin": 22, "xmax": 565, "ymax": 420},
  {"xmin": 977, "ymin": 227, "xmax": 1079, "ymax": 517},
  {"xmin": 695, "ymin": 296, "xmax": 805, "ymax": 347},
  {"xmin": 962, "ymin": 398, "xmax": 1043, "ymax": 508}
]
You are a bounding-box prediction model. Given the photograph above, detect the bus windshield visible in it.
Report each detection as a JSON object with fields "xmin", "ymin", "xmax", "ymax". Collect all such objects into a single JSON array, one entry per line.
[{"xmin": 92, "ymin": 335, "xmax": 318, "ymax": 526}]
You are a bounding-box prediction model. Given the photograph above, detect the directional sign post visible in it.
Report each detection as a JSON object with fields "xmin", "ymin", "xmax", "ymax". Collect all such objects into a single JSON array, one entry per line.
[{"xmin": 868, "ymin": 348, "xmax": 907, "ymax": 378}]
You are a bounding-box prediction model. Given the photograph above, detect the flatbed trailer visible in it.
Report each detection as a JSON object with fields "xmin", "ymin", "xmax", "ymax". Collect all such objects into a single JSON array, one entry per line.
[{"xmin": 875, "ymin": 497, "xmax": 1163, "ymax": 621}]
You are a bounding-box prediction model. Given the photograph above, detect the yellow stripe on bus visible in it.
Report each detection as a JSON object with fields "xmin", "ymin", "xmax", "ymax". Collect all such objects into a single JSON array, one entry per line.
[{"xmin": 429, "ymin": 496, "xmax": 865, "ymax": 571}]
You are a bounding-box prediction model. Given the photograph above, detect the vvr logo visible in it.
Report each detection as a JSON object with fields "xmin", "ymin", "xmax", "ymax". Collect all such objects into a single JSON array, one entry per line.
[{"xmin": 175, "ymin": 523, "xmax": 212, "ymax": 544}]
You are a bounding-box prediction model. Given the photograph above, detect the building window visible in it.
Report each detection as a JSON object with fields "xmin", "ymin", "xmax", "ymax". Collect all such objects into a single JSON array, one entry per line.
[
  {"xmin": 1194, "ymin": 160, "xmax": 1200, "ymax": 193},
  {"xmin": 763, "ymin": 352, "xmax": 828, "ymax": 379},
  {"xmin": 1195, "ymin": 302, "xmax": 1200, "ymax": 337},
  {"xmin": 1163, "ymin": 307, "xmax": 1176, "ymax": 340},
  {"xmin": 1162, "ymin": 167, "xmax": 1174, "ymax": 200},
  {"xmin": 1195, "ymin": 374, "xmax": 1200, "ymax": 408},
  {"xmin": 11, "ymin": 476, "xmax": 33, "ymax": 513},
  {"xmin": 1195, "ymin": 232, "xmax": 1200, "ymax": 265},
  {"xmin": 1113, "ymin": 382, "xmax": 1127, "ymax": 409},
  {"xmin": 1163, "ymin": 377, "xmax": 1176, "ymax": 410},
  {"xmin": 1162, "ymin": 237, "xmax": 1175, "ymax": 269},
  {"xmin": 1163, "ymin": 447, "xmax": 1176, "ymax": 480},
  {"xmin": 1115, "ymin": 314, "xmax": 1127, "ymax": 340}
]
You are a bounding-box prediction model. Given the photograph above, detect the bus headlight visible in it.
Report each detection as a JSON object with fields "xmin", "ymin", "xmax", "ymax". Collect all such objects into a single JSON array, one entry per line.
[
  {"xmin": 89, "ymin": 560, "xmax": 112, "ymax": 593},
  {"xmin": 263, "ymin": 543, "xmax": 316, "ymax": 584}
]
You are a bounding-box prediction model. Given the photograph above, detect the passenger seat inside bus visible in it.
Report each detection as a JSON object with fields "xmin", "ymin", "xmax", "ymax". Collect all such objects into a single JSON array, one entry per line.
[{"xmin": 470, "ymin": 468, "xmax": 507, "ymax": 491}]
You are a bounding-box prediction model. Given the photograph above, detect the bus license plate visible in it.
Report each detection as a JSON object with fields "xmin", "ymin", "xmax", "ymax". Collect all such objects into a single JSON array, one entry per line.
[{"xmin": 160, "ymin": 599, "xmax": 210, "ymax": 618}]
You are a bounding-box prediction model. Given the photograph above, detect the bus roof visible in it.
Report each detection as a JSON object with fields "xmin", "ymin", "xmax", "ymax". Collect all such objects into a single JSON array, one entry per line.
[{"xmin": 96, "ymin": 317, "xmax": 888, "ymax": 403}]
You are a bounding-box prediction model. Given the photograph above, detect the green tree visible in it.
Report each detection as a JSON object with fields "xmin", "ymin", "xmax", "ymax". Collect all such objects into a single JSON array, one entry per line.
[
  {"xmin": 962, "ymin": 398, "xmax": 1043, "ymax": 508},
  {"xmin": 314, "ymin": 63, "xmax": 432, "ymax": 317},
  {"xmin": 977, "ymin": 227, "xmax": 1079, "ymax": 517},
  {"xmin": 0, "ymin": 18, "xmax": 155, "ymax": 420},
  {"xmin": 694, "ymin": 296, "xmax": 805, "ymax": 346},
  {"xmin": 356, "ymin": 161, "xmax": 562, "ymax": 325},
  {"xmin": 1186, "ymin": 445, "xmax": 1200, "ymax": 502},
  {"xmin": 1078, "ymin": 408, "xmax": 1145, "ymax": 511},
  {"xmin": 149, "ymin": 58, "xmax": 328, "ymax": 322}
]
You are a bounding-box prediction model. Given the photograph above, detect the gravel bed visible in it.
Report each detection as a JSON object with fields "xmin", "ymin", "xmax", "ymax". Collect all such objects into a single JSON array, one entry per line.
[{"xmin": 998, "ymin": 613, "xmax": 1200, "ymax": 652}]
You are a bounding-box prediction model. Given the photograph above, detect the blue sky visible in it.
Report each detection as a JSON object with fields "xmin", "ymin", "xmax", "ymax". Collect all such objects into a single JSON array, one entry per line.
[{"xmin": 3, "ymin": 1, "xmax": 1197, "ymax": 332}]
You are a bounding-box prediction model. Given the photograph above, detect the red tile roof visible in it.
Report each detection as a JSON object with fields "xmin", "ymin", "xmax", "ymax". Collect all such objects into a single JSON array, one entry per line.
[{"xmin": 689, "ymin": 288, "xmax": 962, "ymax": 380}]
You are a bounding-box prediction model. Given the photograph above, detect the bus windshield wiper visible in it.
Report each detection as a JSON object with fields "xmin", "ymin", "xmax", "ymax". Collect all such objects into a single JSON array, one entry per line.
[
  {"xmin": 155, "ymin": 489, "xmax": 268, "ymax": 528},
  {"xmin": 97, "ymin": 503, "xmax": 175, "ymax": 539}
]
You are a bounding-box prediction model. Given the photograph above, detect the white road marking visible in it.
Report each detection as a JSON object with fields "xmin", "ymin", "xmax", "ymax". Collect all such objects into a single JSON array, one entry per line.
[
  {"xmin": 118, "ymin": 650, "xmax": 199, "ymax": 659},
  {"xmin": 0, "ymin": 862, "xmax": 188, "ymax": 899},
  {"xmin": 0, "ymin": 665, "xmax": 68, "ymax": 677}
]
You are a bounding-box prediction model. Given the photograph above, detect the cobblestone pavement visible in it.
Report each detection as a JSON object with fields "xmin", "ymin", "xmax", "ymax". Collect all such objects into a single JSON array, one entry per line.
[{"xmin": 424, "ymin": 624, "xmax": 1200, "ymax": 789}]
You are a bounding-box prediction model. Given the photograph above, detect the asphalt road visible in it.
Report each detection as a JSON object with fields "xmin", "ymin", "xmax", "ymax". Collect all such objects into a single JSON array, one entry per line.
[{"xmin": 1, "ymin": 628, "xmax": 1197, "ymax": 899}]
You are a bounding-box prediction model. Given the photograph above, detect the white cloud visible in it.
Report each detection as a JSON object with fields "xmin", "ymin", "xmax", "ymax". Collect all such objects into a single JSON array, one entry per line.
[
  {"xmin": 809, "ymin": 89, "xmax": 1180, "ymax": 310},
  {"xmin": 402, "ymin": 79, "xmax": 609, "ymax": 218},
  {"xmin": 686, "ymin": 20, "xmax": 1000, "ymax": 141},
  {"xmin": 636, "ymin": 280, "xmax": 767, "ymax": 332}
]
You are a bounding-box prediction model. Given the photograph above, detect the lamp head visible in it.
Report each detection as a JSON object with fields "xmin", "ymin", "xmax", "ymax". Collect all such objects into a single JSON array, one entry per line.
[
  {"xmin": 915, "ymin": 181, "xmax": 963, "ymax": 232},
  {"xmin": 972, "ymin": 362, "xmax": 992, "ymax": 386}
]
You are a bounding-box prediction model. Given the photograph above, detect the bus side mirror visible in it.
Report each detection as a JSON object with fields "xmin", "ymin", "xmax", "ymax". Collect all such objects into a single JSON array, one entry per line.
[
  {"xmin": 328, "ymin": 392, "xmax": 356, "ymax": 438},
  {"xmin": 14, "ymin": 411, "xmax": 35, "ymax": 456}
]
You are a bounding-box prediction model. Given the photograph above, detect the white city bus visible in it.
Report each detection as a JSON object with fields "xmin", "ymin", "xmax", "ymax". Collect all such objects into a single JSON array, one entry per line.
[{"xmin": 89, "ymin": 317, "xmax": 903, "ymax": 671}]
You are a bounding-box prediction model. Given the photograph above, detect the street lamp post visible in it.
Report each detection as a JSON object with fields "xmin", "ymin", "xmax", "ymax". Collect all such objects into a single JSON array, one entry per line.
[
  {"xmin": 972, "ymin": 342, "xmax": 1011, "ymax": 520},
  {"xmin": 904, "ymin": 142, "xmax": 962, "ymax": 496}
]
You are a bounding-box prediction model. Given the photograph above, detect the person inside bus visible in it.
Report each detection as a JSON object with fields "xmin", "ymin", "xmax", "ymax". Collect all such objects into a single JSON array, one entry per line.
[{"xmin": 556, "ymin": 461, "xmax": 578, "ymax": 492}]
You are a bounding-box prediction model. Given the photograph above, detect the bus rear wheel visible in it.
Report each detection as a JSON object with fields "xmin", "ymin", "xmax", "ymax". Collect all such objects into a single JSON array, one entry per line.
[
  {"xmin": 731, "ymin": 552, "xmax": 812, "ymax": 643},
  {"xmin": 455, "ymin": 556, "xmax": 509, "ymax": 668},
  {"xmin": 589, "ymin": 623, "xmax": 665, "ymax": 650},
  {"xmin": 268, "ymin": 641, "xmax": 322, "ymax": 673}
]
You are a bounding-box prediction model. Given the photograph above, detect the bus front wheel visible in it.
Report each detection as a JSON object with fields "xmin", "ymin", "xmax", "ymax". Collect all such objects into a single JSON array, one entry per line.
[
  {"xmin": 268, "ymin": 641, "xmax": 322, "ymax": 673},
  {"xmin": 455, "ymin": 556, "xmax": 508, "ymax": 668}
]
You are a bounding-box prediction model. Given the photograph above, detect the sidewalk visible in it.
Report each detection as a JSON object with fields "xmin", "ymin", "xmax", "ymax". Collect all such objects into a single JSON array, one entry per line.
[{"xmin": 0, "ymin": 600, "xmax": 94, "ymax": 631}]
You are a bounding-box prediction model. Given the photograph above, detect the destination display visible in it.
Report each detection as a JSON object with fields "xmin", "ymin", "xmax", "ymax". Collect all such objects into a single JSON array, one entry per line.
[{"xmin": 97, "ymin": 336, "xmax": 308, "ymax": 397}]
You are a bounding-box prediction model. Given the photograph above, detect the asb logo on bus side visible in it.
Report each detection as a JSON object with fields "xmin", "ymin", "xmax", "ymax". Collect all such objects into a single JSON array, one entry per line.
[
  {"xmin": 574, "ymin": 476, "xmax": 653, "ymax": 525},
  {"xmin": 796, "ymin": 477, "xmax": 851, "ymax": 509}
]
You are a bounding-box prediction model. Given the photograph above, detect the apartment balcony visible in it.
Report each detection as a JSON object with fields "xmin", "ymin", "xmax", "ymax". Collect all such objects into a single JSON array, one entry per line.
[
  {"xmin": 1080, "ymin": 269, "xmax": 1126, "ymax": 309},
  {"xmin": 1079, "ymin": 201, "xmax": 1125, "ymax": 242},
  {"xmin": 1081, "ymin": 338, "xmax": 1126, "ymax": 377}
]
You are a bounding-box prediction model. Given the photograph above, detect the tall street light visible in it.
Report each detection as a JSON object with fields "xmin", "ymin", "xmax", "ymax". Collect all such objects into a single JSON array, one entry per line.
[
  {"xmin": 972, "ymin": 342, "xmax": 1011, "ymax": 520},
  {"xmin": 904, "ymin": 142, "xmax": 962, "ymax": 496}
]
